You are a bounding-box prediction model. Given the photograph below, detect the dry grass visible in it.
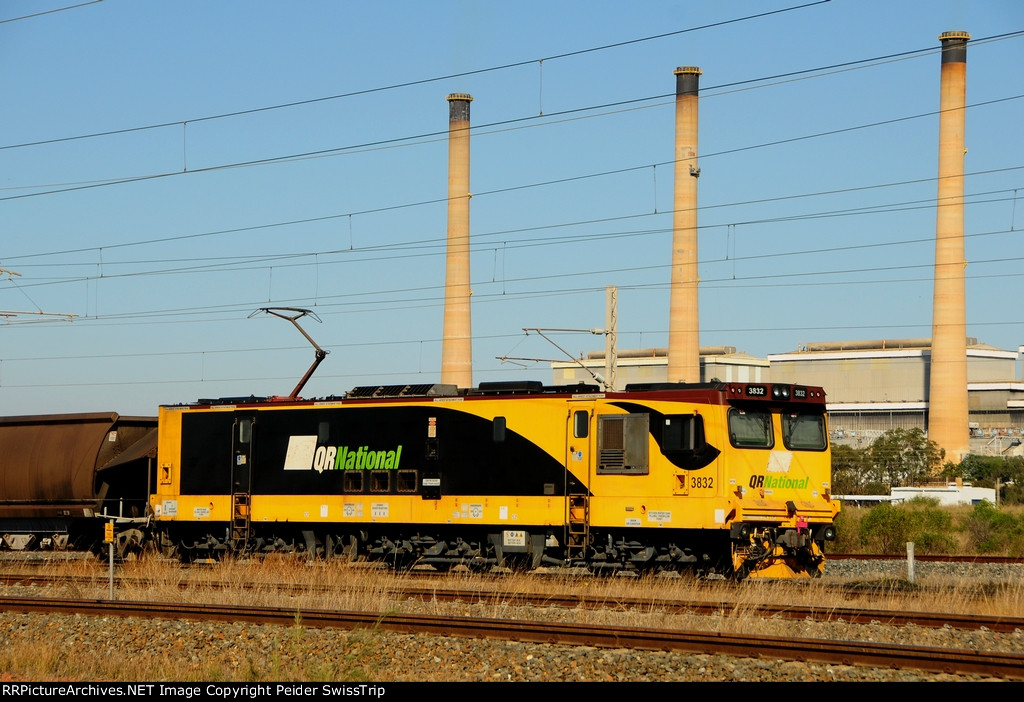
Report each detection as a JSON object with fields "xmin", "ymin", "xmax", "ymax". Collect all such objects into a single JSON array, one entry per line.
[
  {"xmin": 13, "ymin": 552, "xmax": 1022, "ymax": 621},
  {"xmin": 1, "ymin": 554, "xmax": 1022, "ymax": 682}
]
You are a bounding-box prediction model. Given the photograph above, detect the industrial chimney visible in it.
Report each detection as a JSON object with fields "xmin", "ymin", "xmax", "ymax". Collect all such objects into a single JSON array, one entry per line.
[
  {"xmin": 440, "ymin": 94, "xmax": 474, "ymax": 388},
  {"xmin": 667, "ymin": 67, "xmax": 702, "ymax": 383},
  {"xmin": 928, "ymin": 32, "xmax": 970, "ymax": 464}
]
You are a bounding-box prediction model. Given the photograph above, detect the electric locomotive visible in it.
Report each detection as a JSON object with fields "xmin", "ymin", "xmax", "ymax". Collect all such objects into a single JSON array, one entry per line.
[{"xmin": 150, "ymin": 379, "xmax": 838, "ymax": 578}]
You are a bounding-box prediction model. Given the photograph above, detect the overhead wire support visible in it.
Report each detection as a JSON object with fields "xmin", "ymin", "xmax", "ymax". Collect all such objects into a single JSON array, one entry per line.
[
  {"xmin": 504, "ymin": 327, "xmax": 611, "ymax": 390},
  {"xmin": 0, "ymin": 310, "xmax": 77, "ymax": 321},
  {"xmin": 0, "ymin": 267, "xmax": 77, "ymax": 321}
]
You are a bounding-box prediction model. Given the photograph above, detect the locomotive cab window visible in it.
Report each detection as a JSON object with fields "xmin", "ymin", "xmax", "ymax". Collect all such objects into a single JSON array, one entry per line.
[
  {"xmin": 659, "ymin": 413, "xmax": 719, "ymax": 469},
  {"xmin": 236, "ymin": 419, "xmax": 252, "ymax": 444},
  {"xmin": 573, "ymin": 410, "xmax": 589, "ymax": 439},
  {"xmin": 728, "ymin": 408, "xmax": 774, "ymax": 449},
  {"xmin": 782, "ymin": 412, "xmax": 827, "ymax": 451},
  {"xmin": 662, "ymin": 414, "xmax": 705, "ymax": 452}
]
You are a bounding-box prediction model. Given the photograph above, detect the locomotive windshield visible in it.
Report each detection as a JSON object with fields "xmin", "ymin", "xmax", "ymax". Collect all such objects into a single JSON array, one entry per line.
[
  {"xmin": 782, "ymin": 412, "xmax": 827, "ymax": 451},
  {"xmin": 728, "ymin": 408, "xmax": 773, "ymax": 448}
]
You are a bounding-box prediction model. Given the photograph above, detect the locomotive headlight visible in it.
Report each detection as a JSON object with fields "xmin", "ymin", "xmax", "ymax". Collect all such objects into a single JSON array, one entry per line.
[
  {"xmin": 823, "ymin": 526, "xmax": 837, "ymax": 541},
  {"xmin": 772, "ymin": 385, "xmax": 790, "ymax": 400}
]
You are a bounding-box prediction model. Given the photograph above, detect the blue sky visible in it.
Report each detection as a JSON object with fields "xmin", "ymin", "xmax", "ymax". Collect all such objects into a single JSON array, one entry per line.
[{"xmin": 1, "ymin": 0, "xmax": 1022, "ymax": 416}]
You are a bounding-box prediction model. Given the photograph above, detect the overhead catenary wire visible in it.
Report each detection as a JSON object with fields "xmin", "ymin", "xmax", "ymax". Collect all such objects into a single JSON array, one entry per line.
[
  {"xmin": 1, "ymin": 29, "xmax": 1021, "ymax": 203},
  {"xmin": 0, "ymin": 1, "xmax": 834, "ymax": 154},
  {"xmin": 0, "ymin": 0, "xmax": 102, "ymax": 25},
  {"xmin": 5, "ymin": 184, "xmax": 1021, "ymax": 291},
  {"xmin": 6, "ymin": 154, "xmax": 1022, "ymax": 264},
  {"xmin": 5, "ymin": 239, "xmax": 1022, "ymax": 331},
  {"xmin": 2, "ymin": 7, "xmax": 1022, "ymax": 406}
]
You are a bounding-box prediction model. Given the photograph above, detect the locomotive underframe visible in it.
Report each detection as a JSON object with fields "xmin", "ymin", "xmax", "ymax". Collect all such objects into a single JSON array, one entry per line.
[{"xmin": 155, "ymin": 518, "xmax": 820, "ymax": 579}]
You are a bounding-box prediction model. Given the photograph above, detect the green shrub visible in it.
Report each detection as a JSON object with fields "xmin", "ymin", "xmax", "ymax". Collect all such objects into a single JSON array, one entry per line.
[
  {"xmin": 915, "ymin": 530, "xmax": 957, "ymax": 554},
  {"xmin": 857, "ymin": 498, "xmax": 956, "ymax": 555},
  {"xmin": 962, "ymin": 501, "xmax": 1024, "ymax": 556},
  {"xmin": 829, "ymin": 507, "xmax": 861, "ymax": 554},
  {"xmin": 906, "ymin": 497, "xmax": 956, "ymax": 554},
  {"xmin": 858, "ymin": 502, "xmax": 911, "ymax": 554}
]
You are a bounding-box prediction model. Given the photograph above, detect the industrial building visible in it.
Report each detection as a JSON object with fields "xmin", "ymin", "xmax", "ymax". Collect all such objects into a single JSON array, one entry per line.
[
  {"xmin": 768, "ymin": 339, "xmax": 1023, "ymax": 454},
  {"xmin": 551, "ymin": 339, "xmax": 1024, "ymax": 457}
]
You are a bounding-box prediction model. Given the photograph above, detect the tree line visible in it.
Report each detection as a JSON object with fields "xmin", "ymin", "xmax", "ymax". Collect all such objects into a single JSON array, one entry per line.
[{"xmin": 831, "ymin": 427, "xmax": 1024, "ymax": 504}]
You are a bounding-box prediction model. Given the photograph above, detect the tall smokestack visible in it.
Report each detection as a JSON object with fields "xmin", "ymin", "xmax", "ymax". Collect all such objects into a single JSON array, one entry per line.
[
  {"xmin": 441, "ymin": 93, "xmax": 474, "ymax": 388},
  {"xmin": 667, "ymin": 67, "xmax": 702, "ymax": 383},
  {"xmin": 928, "ymin": 31, "xmax": 970, "ymax": 464}
]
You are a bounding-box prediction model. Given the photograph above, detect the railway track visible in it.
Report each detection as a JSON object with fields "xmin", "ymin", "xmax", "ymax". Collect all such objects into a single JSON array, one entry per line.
[
  {"xmin": 3, "ymin": 572, "xmax": 1021, "ymax": 635},
  {"xmin": 0, "ymin": 595, "xmax": 1020, "ymax": 680},
  {"xmin": 828, "ymin": 554, "xmax": 1024, "ymax": 564}
]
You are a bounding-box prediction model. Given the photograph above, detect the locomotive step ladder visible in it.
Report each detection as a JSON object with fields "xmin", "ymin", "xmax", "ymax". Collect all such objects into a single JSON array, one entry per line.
[
  {"xmin": 566, "ymin": 495, "xmax": 590, "ymax": 562},
  {"xmin": 231, "ymin": 492, "xmax": 251, "ymax": 548}
]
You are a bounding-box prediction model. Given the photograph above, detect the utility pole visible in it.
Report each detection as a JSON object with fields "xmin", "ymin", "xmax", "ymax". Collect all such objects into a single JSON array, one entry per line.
[{"xmin": 604, "ymin": 286, "xmax": 618, "ymax": 391}]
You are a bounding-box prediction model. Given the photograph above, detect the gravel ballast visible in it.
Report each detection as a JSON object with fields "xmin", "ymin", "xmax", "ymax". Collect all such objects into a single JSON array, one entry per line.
[{"xmin": 1, "ymin": 559, "xmax": 1021, "ymax": 683}]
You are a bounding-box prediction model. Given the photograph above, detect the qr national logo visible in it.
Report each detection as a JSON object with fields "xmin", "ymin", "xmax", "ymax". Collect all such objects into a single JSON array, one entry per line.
[
  {"xmin": 748, "ymin": 474, "xmax": 809, "ymax": 489},
  {"xmin": 284, "ymin": 435, "xmax": 403, "ymax": 473}
]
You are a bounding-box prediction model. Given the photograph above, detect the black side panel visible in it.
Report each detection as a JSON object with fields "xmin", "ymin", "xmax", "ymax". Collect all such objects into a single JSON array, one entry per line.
[
  {"xmin": 180, "ymin": 412, "xmax": 234, "ymax": 495},
  {"xmin": 179, "ymin": 405, "xmax": 565, "ymax": 497}
]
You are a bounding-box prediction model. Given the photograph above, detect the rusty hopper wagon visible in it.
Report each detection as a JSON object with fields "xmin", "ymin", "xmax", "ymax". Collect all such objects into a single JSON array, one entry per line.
[{"xmin": 0, "ymin": 412, "xmax": 157, "ymax": 554}]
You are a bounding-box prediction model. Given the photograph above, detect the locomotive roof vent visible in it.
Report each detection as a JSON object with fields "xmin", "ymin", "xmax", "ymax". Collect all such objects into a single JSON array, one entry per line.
[
  {"xmin": 468, "ymin": 381, "xmax": 603, "ymax": 396},
  {"xmin": 196, "ymin": 395, "xmax": 269, "ymax": 405},
  {"xmin": 471, "ymin": 380, "xmax": 545, "ymax": 395},
  {"xmin": 346, "ymin": 383, "xmax": 459, "ymax": 399},
  {"xmin": 552, "ymin": 382, "xmax": 602, "ymax": 394},
  {"xmin": 624, "ymin": 381, "xmax": 725, "ymax": 392}
]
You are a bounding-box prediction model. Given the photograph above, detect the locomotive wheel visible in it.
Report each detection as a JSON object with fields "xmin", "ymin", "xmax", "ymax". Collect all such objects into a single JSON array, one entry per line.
[{"xmin": 340, "ymin": 534, "xmax": 363, "ymax": 562}]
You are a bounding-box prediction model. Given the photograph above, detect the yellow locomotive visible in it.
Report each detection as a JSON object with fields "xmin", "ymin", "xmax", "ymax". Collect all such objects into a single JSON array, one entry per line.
[{"xmin": 151, "ymin": 380, "xmax": 838, "ymax": 578}]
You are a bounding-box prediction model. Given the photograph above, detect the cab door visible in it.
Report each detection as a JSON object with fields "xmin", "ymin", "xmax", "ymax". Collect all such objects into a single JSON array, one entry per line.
[
  {"xmin": 565, "ymin": 403, "xmax": 594, "ymax": 562},
  {"xmin": 230, "ymin": 415, "xmax": 256, "ymax": 547}
]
